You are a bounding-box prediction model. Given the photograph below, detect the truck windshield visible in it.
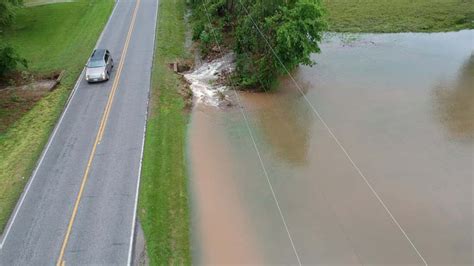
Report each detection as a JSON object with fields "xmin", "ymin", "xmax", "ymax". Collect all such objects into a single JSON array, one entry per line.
[{"xmin": 87, "ymin": 60, "xmax": 105, "ymax": 68}]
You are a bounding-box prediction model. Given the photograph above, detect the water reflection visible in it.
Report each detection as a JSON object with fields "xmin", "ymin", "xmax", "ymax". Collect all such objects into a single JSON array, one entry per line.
[
  {"xmin": 189, "ymin": 30, "xmax": 474, "ymax": 265},
  {"xmin": 241, "ymin": 76, "xmax": 313, "ymax": 166},
  {"xmin": 435, "ymin": 54, "xmax": 474, "ymax": 140}
]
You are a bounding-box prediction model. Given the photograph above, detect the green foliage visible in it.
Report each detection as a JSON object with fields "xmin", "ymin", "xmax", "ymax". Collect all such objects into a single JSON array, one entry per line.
[
  {"xmin": 191, "ymin": 0, "xmax": 326, "ymax": 90},
  {"xmin": 0, "ymin": 0, "xmax": 27, "ymax": 78},
  {"xmin": 192, "ymin": 20, "xmax": 205, "ymax": 40},
  {"xmin": 0, "ymin": 0, "xmax": 23, "ymax": 27},
  {"xmin": 197, "ymin": 25, "xmax": 222, "ymax": 55},
  {"xmin": 139, "ymin": 0, "xmax": 191, "ymax": 264},
  {"xmin": 269, "ymin": 0, "xmax": 325, "ymax": 69},
  {"xmin": 0, "ymin": 0, "xmax": 114, "ymax": 234},
  {"xmin": 199, "ymin": 29, "xmax": 211, "ymax": 54},
  {"xmin": 0, "ymin": 43, "xmax": 27, "ymax": 76},
  {"xmin": 190, "ymin": 0, "xmax": 225, "ymax": 56}
]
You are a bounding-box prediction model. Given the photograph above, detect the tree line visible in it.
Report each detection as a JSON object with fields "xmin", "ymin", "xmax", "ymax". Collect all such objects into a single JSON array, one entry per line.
[
  {"xmin": 190, "ymin": 0, "xmax": 326, "ymax": 90},
  {"xmin": 0, "ymin": 0, "xmax": 27, "ymax": 78}
]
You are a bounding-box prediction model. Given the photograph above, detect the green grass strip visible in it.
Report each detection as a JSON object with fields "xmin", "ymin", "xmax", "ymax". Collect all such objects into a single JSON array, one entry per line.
[
  {"xmin": 323, "ymin": 0, "xmax": 474, "ymax": 33},
  {"xmin": 0, "ymin": 0, "xmax": 114, "ymax": 233},
  {"xmin": 138, "ymin": 0, "xmax": 191, "ymax": 264}
]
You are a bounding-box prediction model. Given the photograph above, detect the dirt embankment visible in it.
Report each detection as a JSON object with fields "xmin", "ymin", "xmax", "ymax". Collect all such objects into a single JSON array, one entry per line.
[
  {"xmin": 0, "ymin": 70, "xmax": 64, "ymax": 132},
  {"xmin": 168, "ymin": 60, "xmax": 194, "ymax": 110}
]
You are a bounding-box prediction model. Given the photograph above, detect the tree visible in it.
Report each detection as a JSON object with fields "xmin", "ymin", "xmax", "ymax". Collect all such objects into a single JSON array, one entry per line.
[
  {"xmin": 0, "ymin": 0, "xmax": 23, "ymax": 28},
  {"xmin": 192, "ymin": 0, "xmax": 326, "ymax": 90},
  {"xmin": 0, "ymin": 0, "xmax": 26, "ymax": 77},
  {"xmin": 0, "ymin": 43, "xmax": 27, "ymax": 77}
]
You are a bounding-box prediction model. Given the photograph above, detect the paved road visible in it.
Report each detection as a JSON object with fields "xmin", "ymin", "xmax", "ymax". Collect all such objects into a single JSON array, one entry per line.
[{"xmin": 0, "ymin": 0, "xmax": 157, "ymax": 264}]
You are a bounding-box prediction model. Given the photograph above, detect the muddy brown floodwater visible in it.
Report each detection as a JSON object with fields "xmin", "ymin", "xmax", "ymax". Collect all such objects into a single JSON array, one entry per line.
[{"xmin": 188, "ymin": 30, "xmax": 474, "ymax": 265}]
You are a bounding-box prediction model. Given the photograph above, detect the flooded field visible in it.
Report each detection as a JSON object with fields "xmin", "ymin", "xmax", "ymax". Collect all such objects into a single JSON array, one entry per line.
[{"xmin": 188, "ymin": 30, "xmax": 473, "ymax": 265}]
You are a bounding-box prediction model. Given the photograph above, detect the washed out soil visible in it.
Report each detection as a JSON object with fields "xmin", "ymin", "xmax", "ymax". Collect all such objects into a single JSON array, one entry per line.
[
  {"xmin": 0, "ymin": 71, "xmax": 62, "ymax": 133},
  {"xmin": 166, "ymin": 60, "xmax": 194, "ymax": 111}
]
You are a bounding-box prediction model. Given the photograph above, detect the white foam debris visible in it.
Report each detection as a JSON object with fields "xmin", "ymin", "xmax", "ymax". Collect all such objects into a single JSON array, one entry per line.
[{"xmin": 184, "ymin": 53, "xmax": 234, "ymax": 107}]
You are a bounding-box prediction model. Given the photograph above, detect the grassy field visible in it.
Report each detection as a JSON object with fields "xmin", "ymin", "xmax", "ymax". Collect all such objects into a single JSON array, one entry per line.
[
  {"xmin": 0, "ymin": 0, "xmax": 114, "ymax": 232},
  {"xmin": 24, "ymin": 0, "xmax": 75, "ymax": 7},
  {"xmin": 138, "ymin": 0, "xmax": 191, "ymax": 264},
  {"xmin": 323, "ymin": 0, "xmax": 474, "ymax": 32}
]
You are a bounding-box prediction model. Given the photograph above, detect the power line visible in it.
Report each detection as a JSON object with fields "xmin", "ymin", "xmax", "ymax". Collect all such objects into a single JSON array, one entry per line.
[
  {"xmin": 201, "ymin": 2, "xmax": 303, "ymax": 265},
  {"xmin": 235, "ymin": 1, "xmax": 428, "ymax": 265}
]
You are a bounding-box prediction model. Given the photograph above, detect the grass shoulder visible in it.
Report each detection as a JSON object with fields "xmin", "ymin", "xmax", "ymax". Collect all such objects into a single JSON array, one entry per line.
[
  {"xmin": 0, "ymin": 0, "xmax": 114, "ymax": 232},
  {"xmin": 138, "ymin": 0, "xmax": 191, "ymax": 264},
  {"xmin": 323, "ymin": 0, "xmax": 474, "ymax": 32}
]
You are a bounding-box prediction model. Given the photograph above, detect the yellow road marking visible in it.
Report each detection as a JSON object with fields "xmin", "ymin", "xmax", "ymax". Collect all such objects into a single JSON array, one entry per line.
[{"xmin": 56, "ymin": 0, "xmax": 141, "ymax": 264}]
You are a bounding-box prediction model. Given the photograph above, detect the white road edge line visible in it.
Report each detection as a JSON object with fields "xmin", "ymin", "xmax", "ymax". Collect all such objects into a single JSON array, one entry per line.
[
  {"xmin": 126, "ymin": 99, "xmax": 148, "ymax": 266},
  {"xmin": 126, "ymin": 0, "xmax": 158, "ymax": 264},
  {"xmin": 0, "ymin": 0, "xmax": 121, "ymax": 250},
  {"xmin": 237, "ymin": 1, "xmax": 428, "ymax": 265}
]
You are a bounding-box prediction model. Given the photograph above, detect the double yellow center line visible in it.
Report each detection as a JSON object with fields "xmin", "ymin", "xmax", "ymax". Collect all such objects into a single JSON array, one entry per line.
[{"xmin": 56, "ymin": 0, "xmax": 141, "ymax": 264}]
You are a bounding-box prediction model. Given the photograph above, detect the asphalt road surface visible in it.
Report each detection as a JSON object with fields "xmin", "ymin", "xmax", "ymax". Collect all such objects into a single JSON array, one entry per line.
[{"xmin": 0, "ymin": 0, "xmax": 157, "ymax": 264}]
